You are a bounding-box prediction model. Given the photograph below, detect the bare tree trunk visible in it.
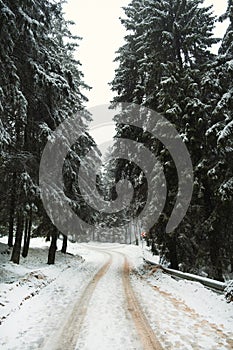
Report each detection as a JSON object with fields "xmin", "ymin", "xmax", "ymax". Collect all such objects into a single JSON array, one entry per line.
[
  {"xmin": 209, "ymin": 230, "xmax": 224, "ymax": 282},
  {"xmin": 125, "ymin": 225, "xmax": 128, "ymax": 244},
  {"xmin": 61, "ymin": 234, "xmax": 67, "ymax": 254},
  {"xmin": 48, "ymin": 231, "xmax": 58, "ymax": 265},
  {"xmin": 22, "ymin": 218, "xmax": 28, "ymax": 257},
  {"xmin": 231, "ymin": 258, "xmax": 233, "ymax": 273},
  {"xmin": 151, "ymin": 238, "xmax": 157, "ymax": 255},
  {"xmin": 203, "ymin": 182, "xmax": 224, "ymax": 282},
  {"xmin": 11, "ymin": 214, "xmax": 24, "ymax": 264},
  {"xmin": 134, "ymin": 219, "xmax": 139, "ymax": 245},
  {"xmin": 8, "ymin": 173, "xmax": 16, "ymax": 247},
  {"xmin": 168, "ymin": 234, "xmax": 179, "ymax": 270},
  {"xmin": 22, "ymin": 211, "xmax": 32, "ymax": 258}
]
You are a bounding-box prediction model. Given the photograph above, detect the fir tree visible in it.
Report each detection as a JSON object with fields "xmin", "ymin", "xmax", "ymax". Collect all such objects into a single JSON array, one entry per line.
[
  {"xmin": 0, "ymin": 0, "xmax": 92, "ymax": 264},
  {"xmin": 111, "ymin": 0, "xmax": 228, "ymax": 276}
]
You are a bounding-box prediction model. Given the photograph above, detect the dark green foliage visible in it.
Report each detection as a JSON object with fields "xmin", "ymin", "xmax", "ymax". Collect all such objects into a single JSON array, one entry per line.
[
  {"xmin": 111, "ymin": 0, "xmax": 232, "ymax": 280},
  {"xmin": 0, "ymin": 0, "xmax": 92, "ymax": 264}
]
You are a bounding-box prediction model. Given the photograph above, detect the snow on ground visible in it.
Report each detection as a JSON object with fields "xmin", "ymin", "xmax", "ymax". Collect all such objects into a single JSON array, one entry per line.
[
  {"xmin": 117, "ymin": 244, "xmax": 233, "ymax": 349},
  {"xmin": 0, "ymin": 237, "xmax": 232, "ymax": 349},
  {"xmin": 0, "ymin": 237, "xmax": 84, "ymax": 325},
  {"xmin": 78, "ymin": 242, "xmax": 233, "ymax": 348},
  {"xmin": 129, "ymin": 245, "xmax": 233, "ymax": 333},
  {"xmin": 131, "ymin": 273, "xmax": 232, "ymax": 349},
  {"xmin": 146, "ymin": 270, "xmax": 233, "ymax": 332},
  {"xmin": 75, "ymin": 250, "xmax": 141, "ymax": 350},
  {"xmin": 0, "ymin": 237, "xmax": 107, "ymax": 349}
]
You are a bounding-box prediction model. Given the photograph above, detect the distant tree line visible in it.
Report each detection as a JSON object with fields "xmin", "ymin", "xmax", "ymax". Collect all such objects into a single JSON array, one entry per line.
[{"xmin": 110, "ymin": 0, "xmax": 233, "ymax": 281}]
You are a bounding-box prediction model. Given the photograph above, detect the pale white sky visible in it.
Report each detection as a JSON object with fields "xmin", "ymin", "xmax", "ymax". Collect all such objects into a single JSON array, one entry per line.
[
  {"xmin": 64, "ymin": 0, "xmax": 228, "ymax": 108},
  {"xmin": 64, "ymin": 0, "xmax": 129, "ymax": 108}
]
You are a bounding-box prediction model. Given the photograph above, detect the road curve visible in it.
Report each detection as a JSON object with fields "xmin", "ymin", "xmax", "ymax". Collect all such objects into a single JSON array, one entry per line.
[{"xmin": 43, "ymin": 246, "xmax": 163, "ymax": 350}]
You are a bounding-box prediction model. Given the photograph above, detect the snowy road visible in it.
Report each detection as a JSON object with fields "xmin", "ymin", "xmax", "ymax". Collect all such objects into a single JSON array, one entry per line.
[
  {"xmin": 72, "ymin": 248, "xmax": 162, "ymax": 350},
  {"xmin": 42, "ymin": 245, "xmax": 233, "ymax": 350},
  {"xmin": 0, "ymin": 241, "xmax": 232, "ymax": 350},
  {"xmin": 47, "ymin": 246, "xmax": 162, "ymax": 350}
]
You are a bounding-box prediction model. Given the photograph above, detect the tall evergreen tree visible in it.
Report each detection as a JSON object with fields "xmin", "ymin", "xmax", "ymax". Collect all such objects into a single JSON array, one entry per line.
[
  {"xmin": 0, "ymin": 0, "xmax": 93, "ymax": 264},
  {"xmin": 110, "ymin": 0, "xmax": 232, "ymax": 278},
  {"xmin": 199, "ymin": 0, "xmax": 233, "ymax": 277}
]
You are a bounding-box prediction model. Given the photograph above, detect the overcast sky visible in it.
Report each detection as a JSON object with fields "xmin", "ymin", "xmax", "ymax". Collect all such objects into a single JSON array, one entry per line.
[{"xmin": 64, "ymin": 0, "xmax": 228, "ymax": 108}]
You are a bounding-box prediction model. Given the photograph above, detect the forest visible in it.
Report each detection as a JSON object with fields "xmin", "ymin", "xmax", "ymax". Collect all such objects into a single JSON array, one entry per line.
[
  {"xmin": 0, "ymin": 0, "xmax": 97, "ymax": 265},
  {"xmin": 0, "ymin": 0, "xmax": 232, "ymax": 282}
]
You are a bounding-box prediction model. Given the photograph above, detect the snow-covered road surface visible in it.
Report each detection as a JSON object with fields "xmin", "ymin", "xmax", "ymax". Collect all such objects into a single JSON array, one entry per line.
[
  {"xmin": 72, "ymin": 248, "xmax": 162, "ymax": 350},
  {"xmin": 131, "ymin": 269, "xmax": 233, "ymax": 349},
  {"xmin": 73, "ymin": 249, "xmax": 145, "ymax": 350},
  {"xmin": 44, "ymin": 251, "xmax": 114, "ymax": 350},
  {"xmin": 0, "ymin": 239, "xmax": 232, "ymax": 349}
]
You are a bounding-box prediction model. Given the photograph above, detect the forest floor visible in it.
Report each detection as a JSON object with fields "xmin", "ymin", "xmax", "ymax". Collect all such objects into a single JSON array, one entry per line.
[{"xmin": 0, "ymin": 237, "xmax": 232, "ymax": 349}]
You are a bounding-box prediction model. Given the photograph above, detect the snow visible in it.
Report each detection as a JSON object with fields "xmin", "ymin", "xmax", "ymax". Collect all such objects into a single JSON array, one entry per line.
[
  {"xmin": 0, "ymin": 119, "xmax": 10, "ymax": 146},
  {"xmin": 217, "ymin": 119, "xmax": 233, "ymax": 143},
  {"xmin": 0, "ymin": 238, "xmax": 232, "ymax": 349},
  {"xmin": 75, "ymin": 250, "xmax": 141, "ymax": 350},
  {"xmin": 132, "ymin": 247, "xmax": 233, "ymax": 349},
  {"xmin": 147, "ymin": 269, "xmax": 232, "ymax": 328},
  {"xmin": 0, "ymin": 238, "xmax": 97, "ymax": 349},
  {"xmin": 0, "ymin": 238, "xmax": 82, "ymax": 324},
  {"xmin": 18, "ymin": 7, "xmax": 40, "ymax": 27},
  {"xmin": 140, "ymin": 247, "xmax": 233, "ymax": 330}
]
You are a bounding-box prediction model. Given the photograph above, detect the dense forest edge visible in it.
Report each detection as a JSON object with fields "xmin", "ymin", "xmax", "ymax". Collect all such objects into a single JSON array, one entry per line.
[{"xmin": 0, "ymin": 0, "xmax": 232, "ymax": 282}]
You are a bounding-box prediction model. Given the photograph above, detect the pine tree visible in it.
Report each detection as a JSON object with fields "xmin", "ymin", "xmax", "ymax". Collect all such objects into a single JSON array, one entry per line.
[
  {"xmin": 0, "ymin": 0, "xmax": 92, "ymax": 264},
  {"xmin": 111, "ymin": 0, "xmax": 224, "ymax": 274},
  {"xmin": 199, "ymin": 0, "xmax": 233, "ymax": 278}
]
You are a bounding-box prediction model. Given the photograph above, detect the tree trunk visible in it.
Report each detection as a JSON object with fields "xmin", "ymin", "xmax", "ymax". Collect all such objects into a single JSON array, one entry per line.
[
  {"xmin": 151, "ymin": 238, "xmax": 158, "ymax": 255},
  {"xmin": 202, "ymin": 182, "xmax": 224, "ymax": 281},
  {"xmin": 11, "ymin": 214, "xmax": 24, "ymax": 264},
  {"xmin": 8, "ymin": 173, "xmax": 16, "ymax": 247},
  {"xmin": 168, "ymin": 234, "xmax": 179, "ymax": 269},
  {"xmin": 125, "ymin": 225, "xmax": 128, "ymax": 244},
  {"xmin": 47, "ymin": 232, "xmax": 57, "ymax": 265},
  {"xmin": 22, "ymin": 212, "xmax": 32, "ymax": 258},
  {"xmin": 209, "ymin": 230, "xmax": 224, "ymax": 282},
  {"xmin": 22, "ymin": 218, "xmax": 28, "ymax": 257},
  {"xmin": 230, "ymin": 258, "xmax": 233, "ymax": 273},
  {"xmin": 45, "ymin": 233, "xmax": 50, "ymax": 242},
  {"xmin": 8, "ymin": 211, "xmax": 14, "ymax": 247},
  {"xmin": 61, "ymin": 234, "xmax": 67, "ymax": 254}
]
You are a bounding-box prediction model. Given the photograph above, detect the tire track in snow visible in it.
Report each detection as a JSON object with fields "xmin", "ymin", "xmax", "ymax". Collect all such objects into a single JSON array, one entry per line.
[
  {"xmin": 120, "ymin": 253, "xmax": 163, "ymax": 350},
  {"xmin": 44, "ymin": 251, "xmax": 112, "ymax": 350},
  {"xmin": 131, "ymin": 267, "xmax": 233, "ymax": 349}
]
